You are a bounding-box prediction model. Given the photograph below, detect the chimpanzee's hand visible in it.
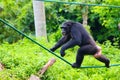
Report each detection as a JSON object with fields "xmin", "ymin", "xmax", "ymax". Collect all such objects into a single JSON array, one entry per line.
[
  {"xmin": 50, "ymin": 48, "xmax": 55, "ymax": 52},
  {"xmin": 60, "ymin": 50, "xmax": 65, "ymax": 57}
]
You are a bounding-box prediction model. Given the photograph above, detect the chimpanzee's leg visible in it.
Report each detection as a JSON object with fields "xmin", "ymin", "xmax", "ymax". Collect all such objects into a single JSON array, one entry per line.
[
  {"xmin": 95, "ymin": 55, "xmax": 110, "ymax": 68},
  {"xmin": 94, "ymin": 46, "xmax": 110, "ymax": 68},
  {"xmin": 72, "ymin": 45, "xmax": 97, "ymax": 68},
  {"xmin": 72, "ymin": 49, "xmax": 84, "ymax": 68}
]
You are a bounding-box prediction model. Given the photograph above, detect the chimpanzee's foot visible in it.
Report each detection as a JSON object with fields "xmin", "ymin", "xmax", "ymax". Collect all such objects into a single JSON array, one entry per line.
[
  {"xmin": 72, "ymin": 63, "xmax": 80, "ymax": 68},
  {"xmin": 105, "ymin": 60, "xmax": 110, "ymax": 68}
]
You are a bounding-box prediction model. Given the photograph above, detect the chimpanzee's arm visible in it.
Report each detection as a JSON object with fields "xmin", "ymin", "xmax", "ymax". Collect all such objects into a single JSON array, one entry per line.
[
  {"xmin": 60, "ymin": 39, "xmax": 78, "ymax": 56},
  {"xmin": 50, "ymin": 34, "xmax": 71, "ymax": 52},
  {"xmin": 60, "ymin": 28, "xmax": 82, "ymax": 57}
]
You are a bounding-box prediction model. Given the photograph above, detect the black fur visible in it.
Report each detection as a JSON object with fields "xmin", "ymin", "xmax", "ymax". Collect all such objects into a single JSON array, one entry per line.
[{"xmin": 50, "ymin": 21, "xmax": 110, "ymax": 68}]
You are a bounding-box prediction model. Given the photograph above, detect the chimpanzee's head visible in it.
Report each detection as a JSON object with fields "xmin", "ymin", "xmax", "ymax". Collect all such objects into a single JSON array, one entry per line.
[{"xmin": 61, "ymin": 21, "xmax": 74, "ymax": 36}]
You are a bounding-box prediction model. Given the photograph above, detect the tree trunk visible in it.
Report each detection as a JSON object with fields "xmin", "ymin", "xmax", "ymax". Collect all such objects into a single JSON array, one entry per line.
[
  {"xmin": 82, "ymin": 6, "xmax": 88, "ymax": 27},
  {"xmin": 81, "ymin": 0, "xmax": 88, "ymax": 27},
  {"xmin": 29, "ymin": 58, "xmax": 56, "ymax": 80},
  {"xmin": 33, "ymin": 0, "xmax": 47, "ymax": 39}
]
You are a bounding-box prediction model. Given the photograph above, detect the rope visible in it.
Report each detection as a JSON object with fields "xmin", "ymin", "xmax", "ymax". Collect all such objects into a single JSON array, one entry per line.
[
  {"xmin": 81, "ymin": 64, "xmax": 120, "ymax": 68},
  {"xmin": 0, "ymin": 18, "xmax": 72, "ymax": 66},
  {"xmin": 0, "ymin": 18, "xmax": 120, "ymax": 68},
  {"xmin": 39, "ymin": 0, "xmax": 120, "ymax": 8}
]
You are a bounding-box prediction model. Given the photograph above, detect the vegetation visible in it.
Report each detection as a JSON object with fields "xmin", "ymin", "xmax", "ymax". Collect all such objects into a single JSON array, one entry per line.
[
  {"xmin": 0, "ymin": 38, "xmax": 120, "ymax": 80},
  {"xmin": 0, "ymin": 0, "xmax": 34, "ymax": 44},
  {"xmin": 0, "ymin": 0, "xmax": 120, "ymax": 44},
  {"xmin": 0, "ymin": 0, "xmax": 120, "ymax": 80}
]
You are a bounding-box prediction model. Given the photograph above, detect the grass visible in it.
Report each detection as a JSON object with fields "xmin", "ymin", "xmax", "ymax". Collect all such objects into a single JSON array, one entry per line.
[{"xmin": 0, "ymin": 38, "xmax": 120, "ymax": 80}]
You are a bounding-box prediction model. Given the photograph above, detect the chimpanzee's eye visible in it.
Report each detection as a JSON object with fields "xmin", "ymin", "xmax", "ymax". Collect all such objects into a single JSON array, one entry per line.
[{"xmin": 61, "ymin": 27, "xmax": 67, "ymax": 30}]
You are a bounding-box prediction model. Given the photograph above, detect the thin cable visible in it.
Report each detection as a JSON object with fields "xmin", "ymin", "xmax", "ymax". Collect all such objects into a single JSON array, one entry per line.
[
  {"xmin": 0, "ymin": 18, "xmax": 72, "ymax": 66},
  {"xmin": 81, "ymin": 64, "xmax": 120, "ymax": 68},
  {"xmin": 39, "ymin": 0, "xmax": 120, "ymax": 8}
]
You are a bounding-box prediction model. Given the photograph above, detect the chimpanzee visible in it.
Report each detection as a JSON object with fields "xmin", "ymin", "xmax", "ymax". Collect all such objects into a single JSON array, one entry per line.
[{"xmin": 50, "ymin": 21, "xmax": 110, "ymax": 68}]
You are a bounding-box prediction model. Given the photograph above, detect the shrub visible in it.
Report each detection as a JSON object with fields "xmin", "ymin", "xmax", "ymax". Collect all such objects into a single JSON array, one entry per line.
[{"xmin": 0, "ymin": 38, "xmax": 120, "ymax": 80}]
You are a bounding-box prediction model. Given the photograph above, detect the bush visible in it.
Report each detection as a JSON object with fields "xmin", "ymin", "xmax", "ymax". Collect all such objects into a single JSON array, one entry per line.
[
  {"xmin": 0, "ymin": 0, "xmax": 34, "ymax": 44},
  {"xmin": 0, "ymin": 38, "xmax": 120, "ymax": 80}
]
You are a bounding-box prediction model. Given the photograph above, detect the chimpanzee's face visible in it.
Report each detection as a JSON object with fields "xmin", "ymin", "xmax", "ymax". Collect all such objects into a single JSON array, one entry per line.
[
  {"xmin": 61, "ymin": 27, "xmax": 67, "ymax": 36},
  {"xmin": 61, "ymin": 21, "xmax": 73, "ymax": 36}
]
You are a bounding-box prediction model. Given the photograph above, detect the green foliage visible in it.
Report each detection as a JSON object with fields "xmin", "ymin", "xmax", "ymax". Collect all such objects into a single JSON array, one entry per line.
[
  {"xmin": 0, "ymin": 0, "xmax": 34, "ymax": 44},
  {"xmin": 0, "ymin": 0, "xmax": 120, "ymax": 79},
  {"xmin": 45, "ymin": 2, "xmax": 82, "ymax": 33},
  {"xmin": 48, "ymin": 27, "xmax": 62, "ymax": 42},
  {"xmin": 91, "ymin": 0, "xmax": 120, "ymax": 42},
  {"xmin": 0, "ymin": 38, "xmax": 51, "ymax": 80},
  {"xmin": 0, "ymin": 0, "xmax": 120, "ymax": 45},
  {"xmin": 0, "ymin": 38, "xmax": 120, "ymax": 80},
  {"xmin": 45, "ymin": 0, "xmax": 120, "ymax": 45}
]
